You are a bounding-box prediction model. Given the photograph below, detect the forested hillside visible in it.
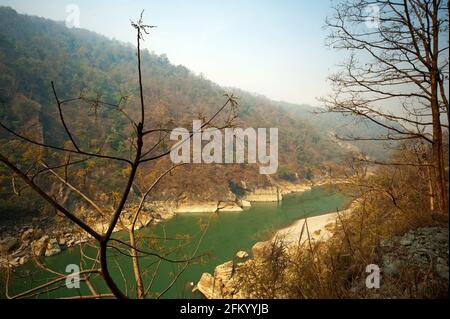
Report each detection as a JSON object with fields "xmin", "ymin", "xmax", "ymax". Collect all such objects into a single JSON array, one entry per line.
[{"xmin": 0, "ymin": 7, "xmax": 355, "ymax": 217}]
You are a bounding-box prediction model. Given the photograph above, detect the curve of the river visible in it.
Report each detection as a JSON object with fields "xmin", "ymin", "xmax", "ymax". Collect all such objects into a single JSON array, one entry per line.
[{"xmin": 4, "ymin": 186, "xmax": 348, "ymax": 299}]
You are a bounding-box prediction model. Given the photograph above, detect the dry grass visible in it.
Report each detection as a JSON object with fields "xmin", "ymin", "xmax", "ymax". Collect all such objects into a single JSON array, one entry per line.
[{"xmin": 236, "ymin": 159, "xmax": 449, "ymax": 299}]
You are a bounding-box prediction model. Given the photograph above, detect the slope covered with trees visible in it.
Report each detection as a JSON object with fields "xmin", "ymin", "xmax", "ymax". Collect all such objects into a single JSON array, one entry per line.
[{"xmin": 0, "ymin": 7, "xmax": 353, "ymax": 218}]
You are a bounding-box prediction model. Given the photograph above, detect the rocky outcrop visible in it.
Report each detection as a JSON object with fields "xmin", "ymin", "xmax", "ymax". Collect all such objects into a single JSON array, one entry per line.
[
  {"xmin": 236, "ymin": 251, "xmax": 249, "ymax": 259},
  {"xmin": 195, "ymin": 273, "xmax": 223, "ymax": 299},
  {"xmin": 92, "ymin": 212, "xmax": 153, "ymax": 235},
  {"xmin": 174, "ymin": 202, "xmax": 244, "ymax": 213},
  {"xmin": 0, "ymin": 181, "xmax": 321, "ymax": 269},
  {"xmin": 214, "ymin": 261, "xmax": 234, "ymax": 282},
  {"xmin": 381, "ymin": 227, "xmax": 448, "ymax": 280},
  {"xmin": 193, "ymin": 215, "xmax": 339, "ymax": 299},
  {"xmin": 278, "ymin": 182, "xmax": 312, "ymax": 195},
  {"xmin": 218, "ymin": 203, "xmax": 244, "ymax": 212},
  {"xmin": 194, "ymin": 261, "xmax": 239, "ymax": 299},
  {"xmin": 32, "ymin": 236, "xmax": 49, "ymax": 257},
  {"xmin": 45, "ymin": 238, "xmax": 62, "ymax": 257},
  {"xmin": 243, "ymin": 187, "xmax": 283, "ymax": 202},
  {"xmin": 0, "ymin": 203, "xmax": 176, "ymax": 268},
  {"xmin": 239, "ymin": 200, "xmax": 252, "ymax": 208},
  {"xmin": 346, "ymin": 227, "xmax": 449, "ymax": 298}
]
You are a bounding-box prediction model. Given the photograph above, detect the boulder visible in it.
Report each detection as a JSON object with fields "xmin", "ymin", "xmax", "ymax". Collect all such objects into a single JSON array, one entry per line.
[
  {"xmin": 45, "ymin": 238, "xmax": 62, "ymax": 257},
  {"xmin": 236, "ymin": 251, "xmax": 249, "ymax": 259},
  {"xmin": 93, "ymin": 222, "xmax": 109, "ymax": 234},
  {"xmin": 214, "ymin": 261, "xmax": 234, "ymax": 284},
  {"xmin": 195, "ymin": 273, "xmax": 223, "ymax": 299},
  {"xmin": 0, "ymin": 237, "xmax": 18, "ymax": 255},
  {"xmin": 32, "ymin": 236, "xmax": 49, "ymax": 257}
]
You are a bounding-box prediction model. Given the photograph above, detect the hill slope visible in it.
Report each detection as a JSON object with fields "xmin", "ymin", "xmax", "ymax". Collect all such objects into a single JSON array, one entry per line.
[{"xmin": 0, "ymin": 7, "xmax": 356, "ymax": 217}]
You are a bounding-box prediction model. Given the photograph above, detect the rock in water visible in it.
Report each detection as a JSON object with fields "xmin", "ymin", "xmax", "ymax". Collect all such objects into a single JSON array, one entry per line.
[
  {"xmin": 214, "ymin": 261, "xmax": 234, "ymax": 284},
  {"xmin": 195, "ymin": 273, "xmax": 224, "ymax": 299},
  {"xmin": 236, "ymin": 251, "xmax": 249, "ymax": 259},
  {"xmin": 45, "ymin": 238, "xmax": 61, "ymax": 257},
  {"xmin": 32, "ymin": 236, "xmax": 49, "ymax": 256}
]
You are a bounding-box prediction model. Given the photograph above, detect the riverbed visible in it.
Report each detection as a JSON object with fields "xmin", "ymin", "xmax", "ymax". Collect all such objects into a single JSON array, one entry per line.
[{"xmin": 3, "ymin": 186, "xmax": 348, "ymax": 299}]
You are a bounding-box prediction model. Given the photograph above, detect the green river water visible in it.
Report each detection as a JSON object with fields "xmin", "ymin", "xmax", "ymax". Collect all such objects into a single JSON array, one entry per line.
[{"xmin": 4, "ymin": 186, "xmax": 348, "ymax": 299}]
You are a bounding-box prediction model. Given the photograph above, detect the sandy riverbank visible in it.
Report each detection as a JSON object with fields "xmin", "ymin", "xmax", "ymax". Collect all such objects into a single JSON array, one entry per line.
[
  {"xmin": 274, "ymin": 212, "xmax": 339, "ymax": 245},
  {"xmin": 273, "ymin": 203, "xmax": 356, "ymax": 246}
]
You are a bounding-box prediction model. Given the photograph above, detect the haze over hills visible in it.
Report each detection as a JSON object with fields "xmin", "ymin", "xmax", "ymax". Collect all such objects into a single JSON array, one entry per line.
[
  {"xmin": 0, "ymin": 7, "xmax": 386, "ymax": 214},
  {"xmin": 276, "ymin": 102, "xmax": 394, "ymax": 160}
]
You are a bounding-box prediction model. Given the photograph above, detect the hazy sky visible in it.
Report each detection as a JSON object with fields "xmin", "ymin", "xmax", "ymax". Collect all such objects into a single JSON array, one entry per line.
[{"xmin": 0, "ymin": 0, "xmax": 344, "ymax": 105}]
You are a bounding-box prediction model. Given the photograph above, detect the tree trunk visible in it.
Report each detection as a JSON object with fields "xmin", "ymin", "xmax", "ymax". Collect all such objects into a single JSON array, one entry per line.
[
  {"xmin": 430, "ymin": 0, "xmax": 448, "ymax": 215},
  {"xmin": 425, "ymin": 161, "xmax": 435, "ymax": 212}
]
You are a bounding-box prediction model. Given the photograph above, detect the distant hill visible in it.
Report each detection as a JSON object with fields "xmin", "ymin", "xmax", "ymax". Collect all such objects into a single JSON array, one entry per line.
[
  {"xmin": 276, "ymin": 102, "xmax": 394, "ymax": 160},
  {"xmin": 0, "ymin": 7, "xmax": 383, "ymax": 215}
]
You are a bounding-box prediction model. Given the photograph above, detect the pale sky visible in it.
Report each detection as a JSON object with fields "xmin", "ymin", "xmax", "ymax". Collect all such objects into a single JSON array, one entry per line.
[{"xmin": 0, "ymin": 0, "xmax": 345, "ymax": 105}]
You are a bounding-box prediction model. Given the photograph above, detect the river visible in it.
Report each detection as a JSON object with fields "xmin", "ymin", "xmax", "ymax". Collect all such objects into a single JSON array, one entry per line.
[{"xmin": 4, "ymin": 186, "xmax": 348, "ymax": 299}]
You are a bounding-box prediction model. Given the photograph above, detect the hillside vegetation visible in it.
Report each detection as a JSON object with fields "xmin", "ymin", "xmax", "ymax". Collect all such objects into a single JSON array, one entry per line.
[{"xmin": 0, "ymin": 7, "xmax": 367, "ymax": 219}]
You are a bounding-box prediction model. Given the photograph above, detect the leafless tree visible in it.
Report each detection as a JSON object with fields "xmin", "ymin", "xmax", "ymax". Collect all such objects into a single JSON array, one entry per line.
[
  {"xmin": 0, "ymin": 11, "xmax": 238, "ymax": 299},
  {"xmin": 322, "ymin": 0, "xmax": 449, "ymax": 214}
]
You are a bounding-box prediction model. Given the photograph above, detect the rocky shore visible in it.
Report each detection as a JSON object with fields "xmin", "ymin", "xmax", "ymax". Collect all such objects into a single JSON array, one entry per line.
[
  {"xmin": 192, "ymin": 197, "xmax": 449, "ymax": 299},
  {"xmin": 192, "ymin": 199, "xmax": 352, "ymax": 299},
  {"xmin": 192, "ymin": 202, "xmax": 352, "ymax": 299},
  {"xmin": 0, "ymin": 204, "xmax": 174, "ymax": 268},
  {"xmin": 0, "ymin": 181, "xmax": 316, "ymax": 269},
  {"xmin": 193, "ymin": 241, "xmax": 284, "ymax": 299},
  {"xmin": 170, "ymin": 181, "xmax": 314, "ymax": 213}
]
